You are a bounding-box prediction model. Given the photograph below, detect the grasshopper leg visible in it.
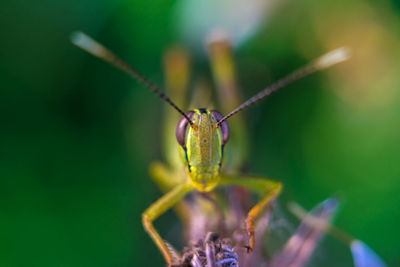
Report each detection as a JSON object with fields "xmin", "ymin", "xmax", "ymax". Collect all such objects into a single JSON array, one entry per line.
[
  {"xmin": 220, "ymin": 174, "xmax": 282, "ymax": 251},
  {"xmin": 149, "ymin": 161, "xmax": 192, "ymax": 225},
  {"xmin": 142, "ymin": 183, "xmax": 193, "ymax": 265}
]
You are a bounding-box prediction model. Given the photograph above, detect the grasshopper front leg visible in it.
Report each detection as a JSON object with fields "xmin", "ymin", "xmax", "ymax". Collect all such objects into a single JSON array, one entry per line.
[
  {"xmin": 149, "ymin": 161, "xmax": 193, "ymax": 226},
  {"xmin": 220, "ymin": 174, "xmax": 282, "ymax": 251},
  {"xmin": 142, "ymin": 183, "xmax": 193, "ymax": 265}
]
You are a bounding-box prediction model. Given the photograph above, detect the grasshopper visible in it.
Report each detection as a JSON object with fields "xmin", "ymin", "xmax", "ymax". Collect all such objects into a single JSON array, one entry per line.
[{"xmin": 71, "ymin": 31, "xmax": 350, "ymax": 265}]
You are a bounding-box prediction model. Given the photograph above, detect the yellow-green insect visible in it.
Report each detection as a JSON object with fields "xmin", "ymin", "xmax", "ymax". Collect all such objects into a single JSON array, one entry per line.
[{"xmin": 71, "ymin": 31, "xmax": 350, "ymax": 265}]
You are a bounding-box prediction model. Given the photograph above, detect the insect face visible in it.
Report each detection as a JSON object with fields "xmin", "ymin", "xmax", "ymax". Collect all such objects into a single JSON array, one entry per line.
[{"xmin": 176, "ymin": 109, "xmax": 229, "ymax": 192}]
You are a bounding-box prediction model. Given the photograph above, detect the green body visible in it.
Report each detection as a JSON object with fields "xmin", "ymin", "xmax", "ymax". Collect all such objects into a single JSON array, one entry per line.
[{"xmin": 144, "ymin": 44, "xmax": 281, "ymax": 265}]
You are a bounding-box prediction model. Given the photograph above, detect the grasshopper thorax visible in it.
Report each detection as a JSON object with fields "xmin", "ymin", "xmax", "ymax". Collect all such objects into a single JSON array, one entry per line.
[{"xmin": 176, "ymin": 108, "xmax": 229, "ymax": 192}]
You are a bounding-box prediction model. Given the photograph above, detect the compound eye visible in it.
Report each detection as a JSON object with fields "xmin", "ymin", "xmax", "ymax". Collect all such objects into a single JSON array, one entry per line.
[
  {"xmin": 176, "ymin": 111, "xmax": 195, "ymax": 147},
  {"xmin": 211, "ymin": 110, "xmax": 230, "ymax": 145}
]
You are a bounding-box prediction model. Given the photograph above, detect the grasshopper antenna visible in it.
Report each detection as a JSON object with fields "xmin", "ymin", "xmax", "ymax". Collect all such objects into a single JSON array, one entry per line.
[
  {"xmin": 216, "ymin": 47, "xmax": 351, "ymax": 126},
  {"xmin": 71, "ymin": 31, "xmax": 194, "ymax": 126}
]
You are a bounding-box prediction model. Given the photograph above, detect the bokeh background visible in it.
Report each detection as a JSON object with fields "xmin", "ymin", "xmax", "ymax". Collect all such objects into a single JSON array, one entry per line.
[{"xmin": 1, "ymin": 0, "xmax": 399, "ymax": 266}]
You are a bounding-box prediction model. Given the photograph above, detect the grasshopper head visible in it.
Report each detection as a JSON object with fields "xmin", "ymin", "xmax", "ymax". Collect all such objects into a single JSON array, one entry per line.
[{"xmin": 176, "ymin": 109, "xmax": 230, "ymax": 192}]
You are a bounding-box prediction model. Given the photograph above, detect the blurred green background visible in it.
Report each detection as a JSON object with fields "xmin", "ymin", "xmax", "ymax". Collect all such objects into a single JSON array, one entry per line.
[{"xmin": 1, "ymin": 0, "xmax": 399, "ymax": 266}]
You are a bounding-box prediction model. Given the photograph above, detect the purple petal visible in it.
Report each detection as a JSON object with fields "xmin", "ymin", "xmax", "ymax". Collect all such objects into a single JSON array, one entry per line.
[
  {"xmin": 271, "ymin": 198, "xmax": 339, "ymax": 267},
  {"xmin": 351, "ymin": 240, "xmax": 387, "ymax": 267}
]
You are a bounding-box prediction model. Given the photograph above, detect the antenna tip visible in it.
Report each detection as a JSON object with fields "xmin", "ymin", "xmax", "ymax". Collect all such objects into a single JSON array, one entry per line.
[
  {"xmin": 70, "ymin": 31, "xmax": 105, "ymax": 57},
  {"xmin": 315, "ymin": 47, "xmax": 352, "ymax": 69},
  {"xmin": 70, "ymin": 31, "xmax": 86, "ymax": 46}
]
